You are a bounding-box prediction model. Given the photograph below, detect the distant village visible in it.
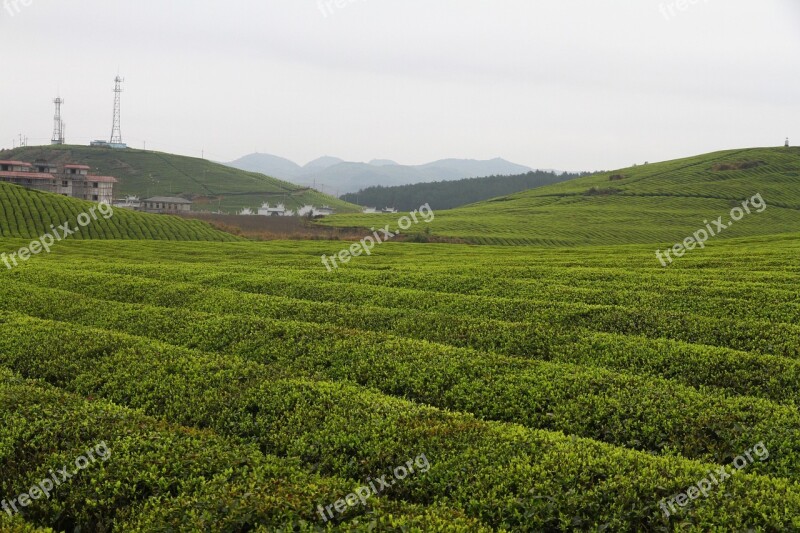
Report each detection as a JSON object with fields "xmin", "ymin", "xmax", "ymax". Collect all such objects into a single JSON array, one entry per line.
[
  {"xmin": 236, "ymin": 204, "xmax": 398, "ymax": 217},
  {"xmin": 0, "ymin": 163, "xmax": 339, "ymax": 217},
  {"xmin": 0, "ymin": 159, "xmax": 116, "ymax": 204},
  {"xmin": 0, "ymin": 160, "xmax": 354, "ymax": 218}
]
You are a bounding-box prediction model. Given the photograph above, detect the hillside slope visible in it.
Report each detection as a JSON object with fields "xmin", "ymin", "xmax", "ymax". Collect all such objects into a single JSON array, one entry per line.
[
  {"xmin": 0, "ymin": 182, "xmax": 238, "ymax": 242},
  {"xmin": 324, "ymin": 147, "xmax": 800, "ymax": 245},
  {"xmin": 0, "ymin": 145, "xmax": 359, "ymax": 214}
]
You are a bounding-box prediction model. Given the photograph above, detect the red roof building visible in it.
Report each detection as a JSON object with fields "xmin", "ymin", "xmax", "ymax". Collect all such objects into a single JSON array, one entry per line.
[{"xmin": 0, "ymin": 161, "xmax": 117, "ymax": 203}]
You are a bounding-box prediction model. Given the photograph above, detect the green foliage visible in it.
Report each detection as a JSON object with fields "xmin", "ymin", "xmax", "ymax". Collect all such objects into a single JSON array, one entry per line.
[
  {"xmin": 3, "ymin": 312, "xmax": 800, "ymax": 530},
  {"xmin": 0, "ymin": 368, "xmax": 484, "ymax": 531},
  {"xmin": 2, "ymin": 235, "xmax": 800, "ymax": 529}
]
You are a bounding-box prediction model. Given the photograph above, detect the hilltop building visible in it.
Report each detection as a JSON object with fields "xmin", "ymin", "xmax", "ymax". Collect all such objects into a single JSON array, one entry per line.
[
  {"xmin": 141, "ymin": 196, "xmax": 192, "ymax": 213},
  {"xmin": 0, "ymin": 160, "xmax": 117, "ymax": 203}
]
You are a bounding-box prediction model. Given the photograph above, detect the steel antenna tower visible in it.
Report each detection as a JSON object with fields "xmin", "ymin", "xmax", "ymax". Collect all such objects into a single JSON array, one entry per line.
[
  {"xmin": 110, "ymin": 75, "xmax": 124, "ymax": 144},
  {"xmin": 51, "ymin": 97, "xmax": 65, "ymax": 145}
]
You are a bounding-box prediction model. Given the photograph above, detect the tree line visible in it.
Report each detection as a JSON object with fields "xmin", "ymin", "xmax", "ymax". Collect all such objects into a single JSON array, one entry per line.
[{"xmin": 340, "ymin": 170, "xmax": 597, "ymax": 211}]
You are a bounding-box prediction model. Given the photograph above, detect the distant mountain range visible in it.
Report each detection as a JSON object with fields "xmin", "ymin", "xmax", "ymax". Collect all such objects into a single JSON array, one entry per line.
[{"xmin": 225, "ymin": 153, "xmax": 541, "ymax": 194}]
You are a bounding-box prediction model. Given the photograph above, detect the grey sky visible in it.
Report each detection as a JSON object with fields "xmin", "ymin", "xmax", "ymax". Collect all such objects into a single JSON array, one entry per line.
[{"xmin": 1, "ymin": 1, "xmax": 798, "ymax": 171}]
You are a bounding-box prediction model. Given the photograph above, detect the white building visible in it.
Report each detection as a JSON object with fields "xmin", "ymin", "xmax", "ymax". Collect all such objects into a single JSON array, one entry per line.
[
  {"xmin": 255, "ymin": 203, "xmax": 297, "ymax": 217},
  {"xmin": 298, "ymin": 204, "xmax": 335, "ymax": 217},
  {"xmin": 113, "ymin": 195, "xmax": 141, "ymax": 210}
]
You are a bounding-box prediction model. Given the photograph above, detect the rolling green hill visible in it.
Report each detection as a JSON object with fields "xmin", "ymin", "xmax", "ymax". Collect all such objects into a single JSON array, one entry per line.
[
  {"xmin": 323, "ymin": 147, "xmax": 800, "ymax": 245},
  {"xmin": 0, "ymin": 181, "xmax": 238, "ymax": 242},
  {"xmin": 0, "ymin": 145, "xmax": 359, "ymax": 214}
]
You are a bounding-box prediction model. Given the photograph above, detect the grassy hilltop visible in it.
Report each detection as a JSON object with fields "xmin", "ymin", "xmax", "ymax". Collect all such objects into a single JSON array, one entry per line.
[
  {"xmin": 324, "ymin": 147, "xmax": 800, "ymax": 245},
  {"xmin": 0, "ymin": 145, "xmax": 360, "ymax": 214}
]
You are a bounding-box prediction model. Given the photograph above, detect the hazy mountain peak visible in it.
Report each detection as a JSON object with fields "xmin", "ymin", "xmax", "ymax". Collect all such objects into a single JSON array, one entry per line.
[
  {"xmin": 304, "ymin": 156, "xmax": 345, "ymax": 170},
  {"xmin": 227, "ymin": 153, "xmax": 302, "ymax": 178}
]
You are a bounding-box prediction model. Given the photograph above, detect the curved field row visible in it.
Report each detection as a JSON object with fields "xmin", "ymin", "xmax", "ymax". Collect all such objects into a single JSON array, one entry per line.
[
  {"xmin": 8, "ymin": 254, "xmax": 800, "ymax": 407},
  {"xmin": 0, "ymin": 368, "xmax": 482, "ymax": 532},
  {"xmin": 3, "ymin": 285, "xmax": 800, "ymax": 481},
  {"xmin": 1, "ymin": 314, "xmax": 800, "ymax": 531}
]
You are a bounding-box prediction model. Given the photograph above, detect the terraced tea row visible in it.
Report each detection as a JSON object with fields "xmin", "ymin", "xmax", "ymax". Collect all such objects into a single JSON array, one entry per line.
[
  {"xmin": 3, "ymin": 283, "xmax": 800, "ymax": 482},
  {"xmin": 8, "ymin": 267, "xmax": 800, "ymax": 406},
  {"xmin": 4, "ymin": 232, "xmax": 800, "ymax": 531},
  {"xmin": 39, "ymin": 237, "xmax": 800, "ymax": 324},
  {"xmin": 0, "ymin": 368, "xmax": 480, "ymax": 531},
  {"xmin": 1, "ymin": 314, "xmax": 800, "ymax": 530}
]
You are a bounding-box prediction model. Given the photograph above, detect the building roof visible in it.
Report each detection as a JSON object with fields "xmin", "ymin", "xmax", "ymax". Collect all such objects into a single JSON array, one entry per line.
[
  {"xmin": 87, "ymin": 175, "xmax": 118, "ymax": 183},
  {"xmin": 143, "ymin": 196, "xmax": 192, "ymax": 204},
  {"xmin": 64, "ymin": 164, "xmax": 92, "ymax": 170},
  {"xmin": 0, "ymin": 172, "xmax": 55, "ymax": 180},
  {"xmin": 0, "ymin": 160, "xmax": 32, "ymax": 167}
]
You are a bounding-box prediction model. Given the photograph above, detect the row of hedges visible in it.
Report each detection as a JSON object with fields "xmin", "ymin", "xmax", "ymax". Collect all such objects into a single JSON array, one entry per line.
[
  {"xmin": 8, "ymin": 266, "xmax": 800, "ymax": 408},
  {"xmin": 1, "ymin": 284, "xmax": 799, "ymax": 479},
  {"xmin": 0, "ymin": 367, "xmax": 485, "ymax": 531},
  {"xmin": 2, "ymin": 313, "xmax": 800, "ymax": 530}
]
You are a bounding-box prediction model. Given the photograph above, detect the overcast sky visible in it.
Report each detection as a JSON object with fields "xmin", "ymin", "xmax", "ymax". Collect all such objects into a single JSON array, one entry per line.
[{"xmin": 1, "ymin": 1, "xmax": 798, "ymax": 171}]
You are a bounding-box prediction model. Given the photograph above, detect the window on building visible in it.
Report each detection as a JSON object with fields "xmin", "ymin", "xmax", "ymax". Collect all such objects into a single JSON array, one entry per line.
[
  {"xmin": 92, "ymin": 195, "xmax": 99, "ymax": 201},
  {"xmin": 93, "ymin": 182, "xmax": 99, "ymax": 188},
  {"xmin": 62, "ymin": 181, "xmax": 68, "ymax": 187}
]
